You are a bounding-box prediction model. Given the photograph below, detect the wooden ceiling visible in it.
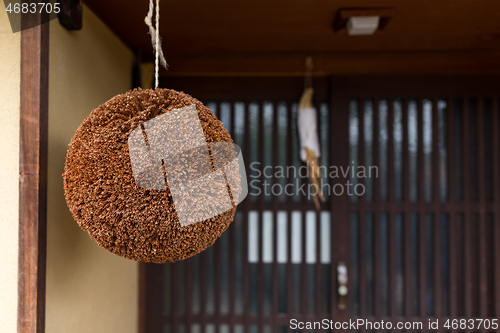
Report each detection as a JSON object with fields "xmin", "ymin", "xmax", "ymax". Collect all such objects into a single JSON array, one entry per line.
[{"xmin": 83, "ymin": 0, "xmax": 500, "ymax": 75}]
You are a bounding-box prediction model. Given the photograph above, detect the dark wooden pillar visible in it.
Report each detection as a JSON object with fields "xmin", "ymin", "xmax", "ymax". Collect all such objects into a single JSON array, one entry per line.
[{"xmin": 18, "ymin": 5, "xmax": 49, "ymax": 333}]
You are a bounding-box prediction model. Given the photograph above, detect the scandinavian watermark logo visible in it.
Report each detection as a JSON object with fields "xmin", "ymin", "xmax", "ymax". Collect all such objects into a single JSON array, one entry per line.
[
  {"xmin": 248, "ymin": 162, "xmax": 378, "ymax": 199},
  {"xmin": 128, "ymin": 105, "xmax": 248, "ymax": 227}
]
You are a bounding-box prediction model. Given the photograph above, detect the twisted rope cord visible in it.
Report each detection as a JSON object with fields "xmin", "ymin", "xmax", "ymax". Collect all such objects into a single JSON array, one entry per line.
[{"xmin": 145, "ymin": 0, "xmax": 168, "ymax": 88}]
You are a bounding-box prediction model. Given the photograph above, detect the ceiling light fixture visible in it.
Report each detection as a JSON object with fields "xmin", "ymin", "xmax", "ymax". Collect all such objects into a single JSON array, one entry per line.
[
  {"xmin": 346, "ymin": 16, "xmax": 380, "ymax": 36},
  {"xmin": 333, "ymin": 8, "xmax": 396, "ymax": 36}
]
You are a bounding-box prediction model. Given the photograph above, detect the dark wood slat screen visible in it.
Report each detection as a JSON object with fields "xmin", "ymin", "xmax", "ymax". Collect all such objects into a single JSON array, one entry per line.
[
  {"xmin": 345, "ymin": 76, "xmax": 500, "ymax": 333},
  {"xmin": 493, "ymin": 98, "xmax": 500, "ymax": 322},
  {"xmin": 446, "ymin": 98, "xmax": 458, "ymax": 333},
  {"xmin": 140, "ymin": 76, "xmax": 500, "ymax": 333},
  {"xmin": 387, "ymin": 98, "xmax": 397, "ymax": 323}
]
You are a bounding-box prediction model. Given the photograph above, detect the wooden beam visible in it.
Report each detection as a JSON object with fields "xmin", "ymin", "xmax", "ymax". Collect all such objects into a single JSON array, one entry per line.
[
  {"xmin": 160, "ymin": 76, "xmax": 330, "ymax": 101},
  {"xmin": 159, "ymin": 51, "xmax": 500, "ymax": 77},
  {"xmin": 18, "ymin": 6, "xmax": 49, "ymax": 333},
  {"xmin": 84, "ymin": 0, "xmax": 500, "ymax": 68},
  {"xmin": 161, "ymin": 75, "xmax": 500, "ymax": 103}
]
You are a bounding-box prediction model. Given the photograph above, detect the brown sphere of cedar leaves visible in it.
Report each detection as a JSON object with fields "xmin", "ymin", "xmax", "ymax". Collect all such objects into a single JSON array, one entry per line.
[{"xmin": 63, "ymin": 88, "xmax": 236, "ymax": 263}]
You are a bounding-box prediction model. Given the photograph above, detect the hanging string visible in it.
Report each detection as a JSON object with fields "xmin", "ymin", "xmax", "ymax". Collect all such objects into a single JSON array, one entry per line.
[
  {"xmin": 145, "ymin": 0, "xmax": 168, "ymax": 89},
  {"xmin": 304, "ymin": 56, "xmax": 313, "ymax": 89}
]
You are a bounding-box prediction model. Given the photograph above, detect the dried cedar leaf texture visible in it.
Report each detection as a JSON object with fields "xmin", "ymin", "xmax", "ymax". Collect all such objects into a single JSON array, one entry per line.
[{"xmin": 63, "ymin": 88, "xmax": 236, "ymax": 263}]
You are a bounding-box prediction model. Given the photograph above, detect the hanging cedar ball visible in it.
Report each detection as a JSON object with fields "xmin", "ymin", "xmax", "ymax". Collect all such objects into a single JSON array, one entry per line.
[{"xmin": 63, "ymin": 88, "xmax": 237, "ymax": 263}]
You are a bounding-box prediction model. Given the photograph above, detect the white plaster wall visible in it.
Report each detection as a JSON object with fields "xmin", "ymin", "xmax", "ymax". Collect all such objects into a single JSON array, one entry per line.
[{"xmin": 46, "ymin": 5, "xmax": 138, "ymax": 333}]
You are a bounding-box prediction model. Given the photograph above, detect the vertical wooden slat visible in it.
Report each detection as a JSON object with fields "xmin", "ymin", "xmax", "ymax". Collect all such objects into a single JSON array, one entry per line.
[
  {"xmin": 476, "ymin": 98, "xmax": 486, "ymax": 207},
  {"xmin": 462, "ymin": 98, "xmax": 473, "ymax": 330},
  {"xmin": 315, "ymin": 101, "xmax": 324, "ymax": 316},
  {"xmin": 402, "ymin": 98, "xmax": 410, "ymax": 203},
  {"xmin": 227, "ymin": 101, "xmax": 233, "ymax": 135},
  {"xmin": 493, "ymin": 112, "xmax": 500, "ymax": 327},
  {"xmin": 214, "ymin": 102, "xmax": 223, "ymax": 333},
  {"xmin": 358, "ymin": 99, "xmax": 367, "ymax": 330},
  {"xmin": 404, "ymin": 212, "xmax": 412, "ymax": 320},
  {"xmin": 243, "ymin": 101, "xmax": 250, "ymax": 333},
  {"xmin": 200, "ymin": 253, "xmax": 207, "ymax": 333},
  {"xmin": 243, "ymin": 212, "xmax": 249, "ymax": 333},
  {"xmin": 432, "ymin": 98, "xmax": 440, "ymax": 204},
  {"xmin": 231, "ymin": 101, "xmax": 236, "ymax": 138},
  {"xmin": 301, "ymin": 211, "xmax": 307, "ymax": 315},
  {"xmin": 18, "ymin": 10, "xmax": 49, "ymax": 333},
  {"xmin": 432, "ymin": 98, "xmax": 442, "ymax": 320},
  {"xmin": 388, "ymin": 213, "xmax": 397, "ymax": 320},
  {"xmin": 212, "ymin": 102, "xmax": 218, "ymax": 119},
  {"xmin": 373, "ymin": 99, "xmax": 381, "ymax": 203},
  {"xmin": 330, "ymin": 76, "xmax": 350, "ymax": 321},
  {"xmin": 186, "ymin": 260, "xmax": 193, "ymax": 332},
  {"xmin": 373, "ymin": 99, "xmax": 382, "ymax": 320},
  {"xmin": 214, "ymin": 227, "xmax": 222, "ymax": 332},
  {"xmin": 418, "ymin": 217, "xmax": 426, "ymax": 323},
  {"xmin": 172, "ymin": 263, "xmax": 179, "ymax": 332},
  {"xmin": 228, "ymin": 219, "xmax": 236, "ymax": 333},
  {"xmin": 229, "ymin": 103, "xmax": 236, "ymax": 333},
  {"xmin": 286, "ymin": 102, "xmax": 294, "ymax": 333},
  {"xmin": 257, "ymin": 101, "xmax": 265, "ymax": 332},
  {"xmin": 478, "ymin": 214, "xmax": 487, "ymax": 330},
  {"xmin": 358, "ymin": 99, "xmax": 366, "ymax": 203},
  {"xmin": 316, "ymin": 109, "xmax": 325, "ymax": 314},
  {"xmin": 146, "ymin": 264, "xmax": 165, "ymax": 332},
  {"xmin": 286, "ymin": 209, "xmax": 293, "ymax": 333},
  {"xmin": 272, "ymin": 101, "xmax": 279, "ymax": 333},
  {"xmin": 387, "ymin": 99, "xmax": 394, "ymax": 204},
  {"xmin": 493, "ymin": 98, "xmax": 500, "ymax": 319},
  {"xmin": 417, "ymin": 98, "xmax": 427, "ymax": 325},
  {"xmin": 448, "ymin": 216, "xmax": 457, "ymax": 332},
  {"xmin": 372, "ymin": 213, "xmax": 381, "ymax": 319},
  {"xmin": 477, "ymin": 98, "xmax": 488, "ymax": 327},
  {"xmin": 316, "ymin": 209, "xmax": 322, "ymax": 315},
  {"xmin": 387, "ymin": 98, "xmax": 397, "ymax": 319},
  {"xmin": 447, "ymin": 98, "xmax": 458, "ymax": 330},
  {"xmin": 358, "ymin": 212, "xmax": 367, "ymax": 326},
  {"xmin": 402, "ymin": 98, "xmax": 412, "ymax": 319},
  {"xmin": 432, "ymin": 218, "xmax": 440, "ymax": 324},
  {"xmin": 171, "ymin": 263, "xmax": 177, "ymax": 332},
  {"xmin": 298, "ymin": 101, "xmax": 308, "ymax": 316}
]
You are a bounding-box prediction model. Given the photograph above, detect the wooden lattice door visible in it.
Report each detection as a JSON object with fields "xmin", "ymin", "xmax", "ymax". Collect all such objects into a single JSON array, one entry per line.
[{"xmin": 140, "ymin": 76, "xmax": 500, "ymax": 333}]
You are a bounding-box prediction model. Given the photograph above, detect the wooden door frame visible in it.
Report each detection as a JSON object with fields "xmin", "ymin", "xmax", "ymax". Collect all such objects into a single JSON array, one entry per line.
[{"xmin": 18, "ymin": 9, "xmax": 50, "ymax": 333}]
